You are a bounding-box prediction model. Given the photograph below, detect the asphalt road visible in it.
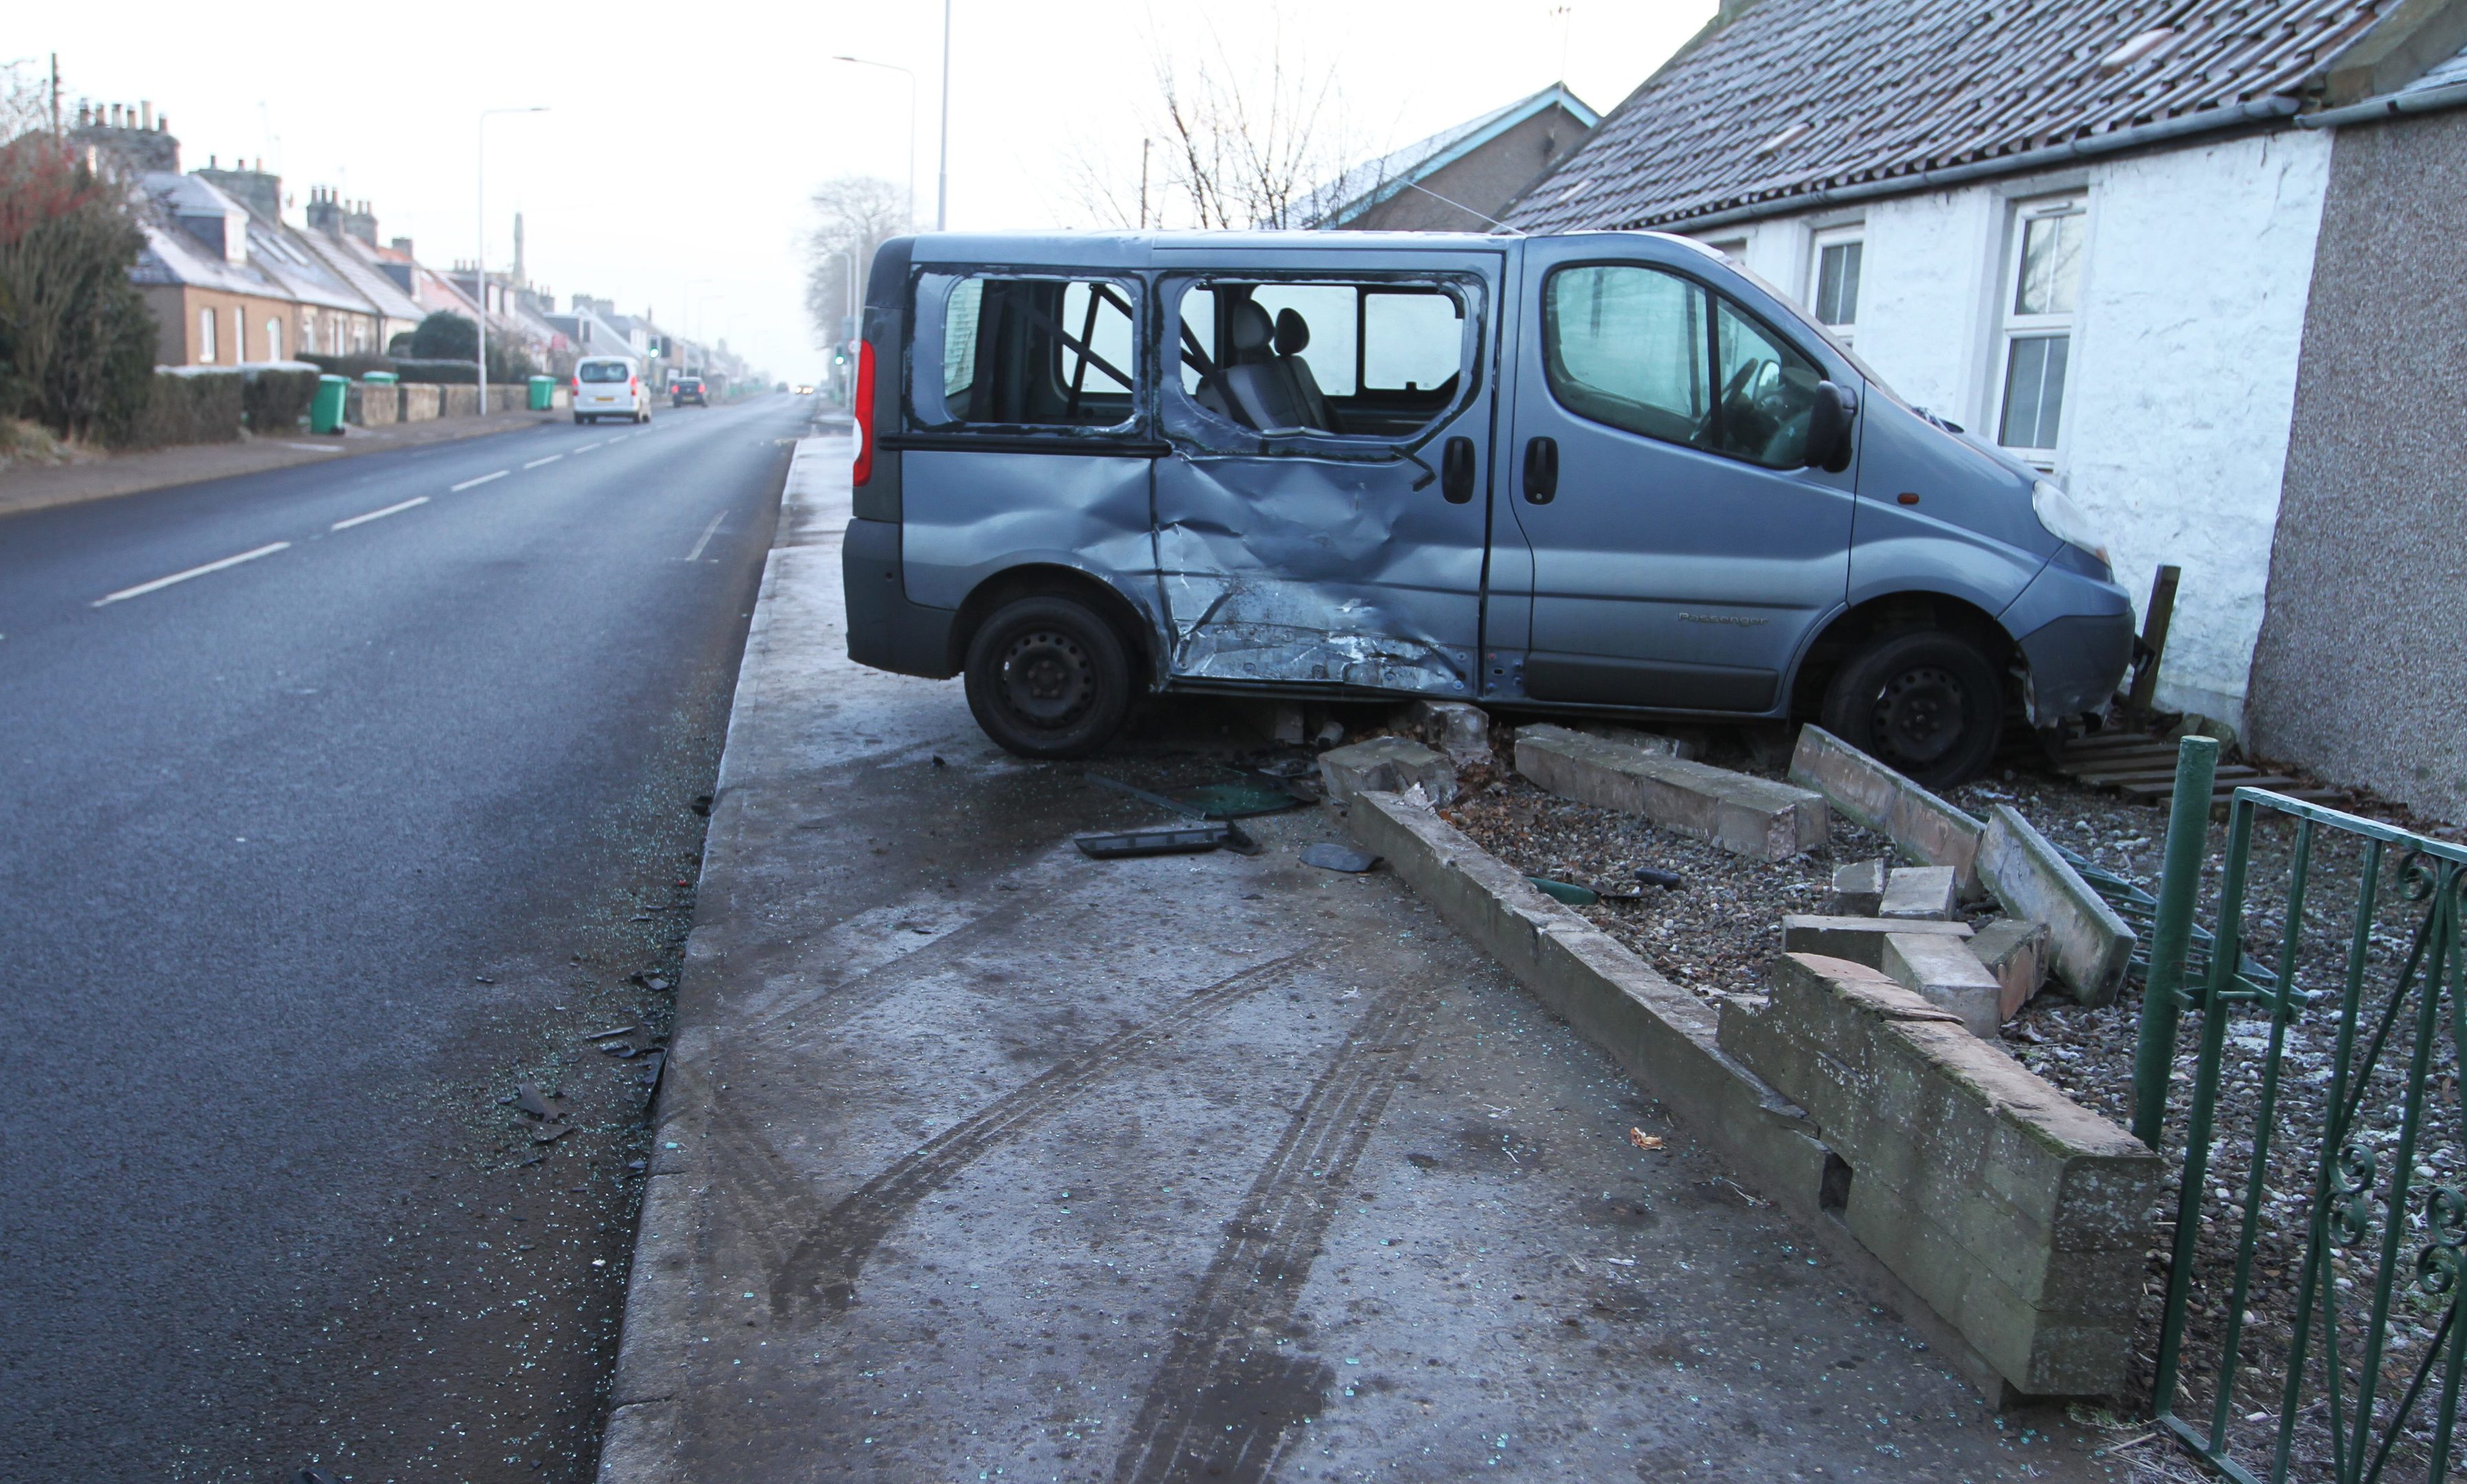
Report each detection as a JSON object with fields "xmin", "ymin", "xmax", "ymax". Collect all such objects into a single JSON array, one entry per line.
[{"xmin": 0, "ymin": 394, "xmax": 807, "ymax": 1482}]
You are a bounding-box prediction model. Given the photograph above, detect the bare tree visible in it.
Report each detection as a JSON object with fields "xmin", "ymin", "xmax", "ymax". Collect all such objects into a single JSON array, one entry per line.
[
  {"xmin": 1148, "ymin": 27, "xmax": 1353, "ymax": 230},
  {"xmin": 802, "ymin": 174, "xmax": 908, "ymax": 355}
]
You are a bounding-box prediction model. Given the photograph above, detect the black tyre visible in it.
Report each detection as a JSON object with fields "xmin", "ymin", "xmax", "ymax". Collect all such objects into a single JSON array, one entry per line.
[
  {"xmin": 963, "ymin": 595, "xmax": 1133, "ymax": 759},
  {"xmin": 1818, "ymin": 629, "xmax": 2003, "ymax": 787}
]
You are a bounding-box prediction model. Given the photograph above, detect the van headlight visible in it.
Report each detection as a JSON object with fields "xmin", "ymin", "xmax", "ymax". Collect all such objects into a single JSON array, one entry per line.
[{"xmin": 2032, "ymin": 479, "xmax": 2108, "ymax": 565}]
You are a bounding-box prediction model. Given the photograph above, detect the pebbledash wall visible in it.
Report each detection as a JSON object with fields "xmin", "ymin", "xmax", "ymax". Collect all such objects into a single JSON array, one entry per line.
[
  {"xmin": 1702, "ymin": 129, "xmax": 2334, "ymax": 732},
  {"xmin": 2246, "ymin": 108, "xmax": 2467, "ymax": 825}
]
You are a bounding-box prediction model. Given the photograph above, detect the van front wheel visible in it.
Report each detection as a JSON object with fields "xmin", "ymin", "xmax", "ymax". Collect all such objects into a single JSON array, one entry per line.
[
  {"xmin": 1818, "ymin": 629, "xmax": 2003, "ymax": 787},
  {"xmin": 964, "ymin": 595, "xmax": 1132, "ymax": 759}
]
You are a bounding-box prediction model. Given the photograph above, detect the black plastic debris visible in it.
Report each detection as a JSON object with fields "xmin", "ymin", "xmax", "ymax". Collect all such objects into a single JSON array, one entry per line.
[
  {"xmin": 512, "ymin": 1082, "xmax": 558, "ymax": 1120},
  {"xmin": 1633, "ymin": 866, "xmax": 1687, "ymax": 891},
  {"xmin": 689, "ymin": 794, "xmax": 713, "ymax": 817},
  {"xmin": 1301, "ymin": 843, "xmax": 1380, "ymax": 873},
  {"xmin": 1525, "ymin": 875, "xmax": 1601, "ymax": 906},
  {"xmin": 1074, "ymin": 820, "xmax": 1257, "ymax": 859},
  {"xmin": 299, "ymin": 1470, "xmax": 343, "ymax": 1484},
  {"xmin": 585, "ymin": 1024, "xmax": 637, "ymax": 1041},
  {"xmin": 532, "ymin": 1124, "xmax": 574, "ymax": 1145}
]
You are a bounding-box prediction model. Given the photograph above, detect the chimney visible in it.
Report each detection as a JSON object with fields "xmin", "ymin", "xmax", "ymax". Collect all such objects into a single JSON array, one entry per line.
[
  {"xmin": 141, "ymin": 101, "xmax": 153, "ymax": 129},
  {"xmin": 342, "ymin": 198, "xmax": 379, "ymax": 245},
  {"xmin": 390, "ymin": 235, "xmax": 414, "ymax": 256},
  {"xmin": 306, "ymin": 186, "xmax": 343, "ymax": 234}
]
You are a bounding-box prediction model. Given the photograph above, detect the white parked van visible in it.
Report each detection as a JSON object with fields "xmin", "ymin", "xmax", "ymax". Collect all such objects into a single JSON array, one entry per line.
[{"xmin": 573, "ymin": 357, "xmax": 650, "ymax": 424}]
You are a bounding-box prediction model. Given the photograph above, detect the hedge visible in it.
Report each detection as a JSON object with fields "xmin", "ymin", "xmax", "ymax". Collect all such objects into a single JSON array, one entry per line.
[
  {"xmin": 243, "ymin": 368, "xmax": 322, "ymax": 433},
  {"xmin": 392, "ymin": 358, "xmax": 479, "ymax": 385},
  {"xmin": 110, "ymin": 370, "xmax": 245, "ymax": 450},
  {"xmin": 299, "ymin": 351, "xmax": 396, "ymax": 380}
]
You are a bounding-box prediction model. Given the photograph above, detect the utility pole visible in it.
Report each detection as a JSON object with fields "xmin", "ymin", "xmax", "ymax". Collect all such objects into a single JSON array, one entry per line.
[
  {"xmin": 936, "ymin": 0, "xmax": 952, "ymax": 231},
  {"xmin": 1139, "ymin": 137, "xmax": 1151, "ymax": 229},
  {"xmin": 49, "ymin": 54, "xmax": 60, "ymax": 136}
]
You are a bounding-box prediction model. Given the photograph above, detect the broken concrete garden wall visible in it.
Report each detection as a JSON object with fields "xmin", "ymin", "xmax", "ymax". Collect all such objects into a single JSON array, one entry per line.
[{"xmin": 1718, "ymin": 954, "xmax": 2159, "ymax": 1395}]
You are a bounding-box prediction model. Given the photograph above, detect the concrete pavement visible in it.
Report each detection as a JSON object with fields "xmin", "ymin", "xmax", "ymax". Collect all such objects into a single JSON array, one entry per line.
[{"xmin": 599, "ymin": 443, "xmax": 2118, "ymax": 1481}]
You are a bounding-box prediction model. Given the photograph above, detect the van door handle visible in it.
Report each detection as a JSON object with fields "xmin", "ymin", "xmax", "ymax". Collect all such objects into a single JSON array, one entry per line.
[
  {"xmin": 1522, "ymin": 436, "xmax": 1558, "ymax": 504},
  {"xmin": 1441, "ymin": 436, "xmax": 1475, "ymax": 504}
]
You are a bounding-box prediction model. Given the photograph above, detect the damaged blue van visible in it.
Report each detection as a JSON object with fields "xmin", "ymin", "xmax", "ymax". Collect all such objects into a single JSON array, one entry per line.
[{"xmin": 840, "ymin": 229, "xmax": 2132, "ymax": 785}]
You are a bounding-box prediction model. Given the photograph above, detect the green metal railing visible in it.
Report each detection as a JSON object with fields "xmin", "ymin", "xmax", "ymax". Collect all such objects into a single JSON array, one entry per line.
[{"xmin": 2134, "ymin": 765, "xmax": 2467, "ymax": 1483}]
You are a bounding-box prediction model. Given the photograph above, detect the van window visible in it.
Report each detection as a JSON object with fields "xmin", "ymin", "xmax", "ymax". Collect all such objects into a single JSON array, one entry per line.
[
  {"xmin": 1171, "ymin": 279, "xmax": 1469, "ymax": 441},
  {"xmin": 578, "ymin": 361, "xmax": 630, "ymax": 383},
  {"xmin": 934, "ymin": 275, "xmax": 1135, "ymax": 429},
  {"xmin": 1543, "ymin": 264, "xmax": 1823, "ymax": 469}
]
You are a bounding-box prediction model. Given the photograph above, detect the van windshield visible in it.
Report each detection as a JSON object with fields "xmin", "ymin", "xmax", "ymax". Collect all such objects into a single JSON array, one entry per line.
[{"xmin": 578, "ymin": 362, "xmax": 630, "ymax": 383}]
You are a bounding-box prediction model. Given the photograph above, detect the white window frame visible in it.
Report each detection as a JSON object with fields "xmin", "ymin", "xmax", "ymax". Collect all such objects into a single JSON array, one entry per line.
[
  {"xmin": 1992, "ymin": 194, "xmax": 2088, "ymax": 471},
  {"xmin": 267, "ymin": 317, "xmax": 282, "ymax": 362},
  {"xmin": 198, "ymin": 307, "xmax": 216, "ymax": 363},
  {"xmin": 230, "ymin": 306, "xmax": 246, "ymax": 364},
  {"xmin": 1807, "ymin": 223, "xmax": 1865, "ymax": 344}
]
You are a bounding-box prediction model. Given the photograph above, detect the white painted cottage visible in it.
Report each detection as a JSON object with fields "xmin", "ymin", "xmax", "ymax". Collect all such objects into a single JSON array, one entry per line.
[{"xmin": 1510, "ymin": 0, "xmax": 2467, "ymax": 751}]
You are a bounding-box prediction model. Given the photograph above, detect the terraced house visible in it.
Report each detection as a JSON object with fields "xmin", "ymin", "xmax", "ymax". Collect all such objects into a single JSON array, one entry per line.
[{"xmin": 1509, "ymin": 0, "xmax": 2467, "ymax": 821}]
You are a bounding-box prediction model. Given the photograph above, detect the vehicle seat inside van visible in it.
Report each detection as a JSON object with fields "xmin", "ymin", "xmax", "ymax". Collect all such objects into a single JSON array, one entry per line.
[{"xmin": 1197, "ymin": 299, "xmax": 1341, "ymax": 436}]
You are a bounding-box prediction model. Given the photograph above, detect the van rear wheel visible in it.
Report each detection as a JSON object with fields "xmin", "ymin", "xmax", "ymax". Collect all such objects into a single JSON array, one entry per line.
[
  {"xmin": 964, "ymin": 595, "xmax": 1132, "ymax": 759},
  {"xmin": 1818, "ymin": 629, "xmax": 2003, "ymax": 787}
]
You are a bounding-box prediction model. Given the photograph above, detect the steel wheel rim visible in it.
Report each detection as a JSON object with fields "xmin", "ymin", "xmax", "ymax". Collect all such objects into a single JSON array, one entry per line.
[
  {"xmin": 997, "ymin": 627, "xmax": 1094, "ymax": 728},
  {"xmin": 1872, "ymin": 663, "xmax": 1966, "ymax": 765}
]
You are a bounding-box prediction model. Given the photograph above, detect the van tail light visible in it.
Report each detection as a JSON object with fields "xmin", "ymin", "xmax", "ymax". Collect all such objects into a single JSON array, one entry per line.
[
  {"xmin": 629, "ymin": 375, "xmax": 638, "ymax": 393},
  {"xmin": 852, "ymin": 339, "xmax": 877, "ymax": 488}
]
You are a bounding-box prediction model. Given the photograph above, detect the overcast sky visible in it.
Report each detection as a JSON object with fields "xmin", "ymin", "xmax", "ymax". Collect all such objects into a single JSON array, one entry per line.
[{"xmin": 23, "ymin": 0, "xmax": 1711, "ymax": 381}]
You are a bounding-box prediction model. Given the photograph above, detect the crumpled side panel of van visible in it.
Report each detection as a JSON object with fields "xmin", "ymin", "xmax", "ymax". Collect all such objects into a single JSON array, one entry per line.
[{"xmin": 1155, "ymin": 456, "xmax": 1477, "ymax": 693}]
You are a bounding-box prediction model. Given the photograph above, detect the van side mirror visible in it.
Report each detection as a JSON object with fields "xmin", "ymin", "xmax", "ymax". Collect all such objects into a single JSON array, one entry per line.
[{"xmin": 1804, "ymin": 381, "xmax": 1858, "ymax": 473}]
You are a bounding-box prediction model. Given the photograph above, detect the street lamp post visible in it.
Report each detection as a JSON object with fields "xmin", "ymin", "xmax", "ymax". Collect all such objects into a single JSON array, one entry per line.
[
  {"xmin": 831, "ymin": 56, "xmax": 916, "ymax": 229},
  {"xmin": 822, "ymin": 247, "xmax": 858, "ymax": 403},
  {"xmin": 476, "ymin": 106, "xmax": 547, "ymax": 418},
  {"xmin": 937, "ymin": 0, "xmax": 951, "ymax": 231}
]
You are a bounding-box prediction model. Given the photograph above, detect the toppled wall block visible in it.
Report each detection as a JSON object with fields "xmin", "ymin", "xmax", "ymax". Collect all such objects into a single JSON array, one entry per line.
[
  {"xmin": 1976, "ymin": 806, "xmax": 2134, "ymax": 1007},
  {"xmin": 1832, "ymin": 859, "xmax": 1886, "ymax": 916},
  {"xmin": 1566, "ymin": 722, "xmax": 1702, "ymax": 761},
  {"xmin": 1781, "ymin": 913, "xmax": 1971, "ymax": 969},
  {"xmin": 1970, "ymin": 919, "xmax": 2053, "ymax": 1020},
  {"xmin": 1516, "ymin": 723, "xmax": 1825, "ymax": 862},
  {"xmin": 1789, "ymin": 726, "xmax": 1984, "ymax": 893},
  {"xmin": 1318, "ymin": 737, "xmax": 1457, "ymax": 808},
  {"xmin": 1717, "ymin": 953, "xmax": 2159, "ymax": 1396},
  {"xmin": 1880, "ymin": 866, "xmax": 1961, "ymax": 921},
  {"xmin": 1881, "ymin": 932, "xmax": 2006, "ymax": 1037},
  {"xmin": 1404, "ymin": 699, "xmax": 1494, "ymax": 769}
]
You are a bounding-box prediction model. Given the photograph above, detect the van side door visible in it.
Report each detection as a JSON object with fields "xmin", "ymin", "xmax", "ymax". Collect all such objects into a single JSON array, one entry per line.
[
  {"xmin": 1148, "ymin": 249, "xmax": 1503, "ymax": 697},
  {"xmin": 1496, "ymin": 238, "xmax": 1857, "ymax": 715}
]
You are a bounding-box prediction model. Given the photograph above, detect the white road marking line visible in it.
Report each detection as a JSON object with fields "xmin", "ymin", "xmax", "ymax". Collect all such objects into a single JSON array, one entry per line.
[
  {"xmin": 572, "ymin": 442, "xmax": 602, "ymax": 453},
  {"xmin": 330, "ymin": 495, "xmax": 429, "ymax": 531},
  {"xmin": 523, "ymin": 455, "xmax": 563, "ymax": 469},
  {"xmin": 280, "ymin": 442, "xmax": 345, "ymax": 453},
  {"xmin": 684, "ymin": 512, "xmax": 726, "ymax": 562},
  {"xmin": 451, "ymin": 470, "xmax": 508, "ymax": 491},
  {"xmin": 93, "ymin": 542, "xmax": 291, "ymax": 607}
]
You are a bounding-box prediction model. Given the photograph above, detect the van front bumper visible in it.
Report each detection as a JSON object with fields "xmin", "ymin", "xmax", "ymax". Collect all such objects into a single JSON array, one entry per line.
[
  {"xmin": 842, "ymin": 517, "xmax": 958, "ymax": 678},
  {"xmin": 2016, "ymin": 611, "xmax": 2134, "ymax": 724}
]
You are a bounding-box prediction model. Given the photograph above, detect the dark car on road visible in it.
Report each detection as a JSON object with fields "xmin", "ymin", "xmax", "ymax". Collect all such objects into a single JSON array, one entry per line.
[{"xmin": 671, "ymin": 375, "xmax": 708, "ymax": 408}]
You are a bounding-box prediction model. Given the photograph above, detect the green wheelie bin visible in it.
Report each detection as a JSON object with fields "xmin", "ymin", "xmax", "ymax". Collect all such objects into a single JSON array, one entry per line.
[{"xmin": 311, "ymin": 374, "xmax": 350, "ymax": 435}]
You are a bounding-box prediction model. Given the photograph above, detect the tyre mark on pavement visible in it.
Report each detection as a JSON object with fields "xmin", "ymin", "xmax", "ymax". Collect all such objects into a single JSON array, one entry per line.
[
  {"xmin": 1107, "ymin": 980, "xmax": 1439, "ymax": 1484},
  {"xmin": 769, "ymin": 951, "xmax": 1317, "ymax": 1319}
]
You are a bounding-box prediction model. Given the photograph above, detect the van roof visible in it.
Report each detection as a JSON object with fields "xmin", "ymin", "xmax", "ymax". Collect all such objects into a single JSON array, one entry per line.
[{"xmin": 900, "ymin": 228, "xmax": 1669, "ymax": 270}]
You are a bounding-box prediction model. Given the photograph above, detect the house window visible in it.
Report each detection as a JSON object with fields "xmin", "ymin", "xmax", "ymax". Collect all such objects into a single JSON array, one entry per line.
[
  {"xmin": 231, "ymin": 307, "xmax": 246, "ymax": 363},
  {"xmin": 199, "ymin": 308, "xmax": 216, "ymax": 363},
  {"xmin": 1810, "ymin": 226, "xmax": 1862, "ymax": 341},
  {"xmin": 1996, "ymin": 197, "xmax": 2086, "ymax": 457}
]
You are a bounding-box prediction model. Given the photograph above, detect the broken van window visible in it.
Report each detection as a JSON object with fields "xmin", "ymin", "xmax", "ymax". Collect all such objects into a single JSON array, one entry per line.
[
  {"xmin": 1169, "ymin": 278, "xmax": 1469, "ymax": 443},
  {"xmin": 1544, "ymin": 264, "xmax": 1821, "ymax": 469},
  {"xmin": 930, "ymin": 274, "xmax": 1137, "ymax": 429}
]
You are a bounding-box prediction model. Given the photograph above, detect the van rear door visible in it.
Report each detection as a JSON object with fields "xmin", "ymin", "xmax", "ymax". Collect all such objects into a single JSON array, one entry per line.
[
  {"xmin": 1494, "ymin": 236, "xmax": 1855, "ymax": 713},
  {"xmin": 1149, "ymin": 247, "xmax": 1502, "ymax": 698}
]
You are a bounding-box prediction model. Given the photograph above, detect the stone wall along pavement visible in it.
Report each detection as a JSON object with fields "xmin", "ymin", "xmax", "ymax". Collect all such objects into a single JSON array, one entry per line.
[
  {"xmin": 1789, "ymin": 726, "xmax": 1984, "ymax": 892},
  {"xmin": 401, "ymin": 384, "xmax": 440, "ymax": 422},
  {"xmin": 1975, "ymin": 805, "xmax": 2135, "ymax": 1007},
  {"xmin": 1515, "ymin": 723, "xmax": 1825, "ymax": 862},
  {"xmin": 1717, "ymin": 953, "xmax": 2160, "ymax": 1395}
]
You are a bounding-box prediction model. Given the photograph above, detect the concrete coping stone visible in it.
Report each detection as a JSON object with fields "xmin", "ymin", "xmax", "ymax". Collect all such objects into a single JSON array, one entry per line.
[
  {"xmin": 1880, "ymin": 932, "xmax": 2007, "ymax": 1038},
  {"xmin": 1780, "ymin": 913, "xmax": 1971, "ymax": 971},
  {"xmin": 1832, "ymin": 858, "xmax": 1886, "ymax": 916},
  {"xmin": 1319, "ymin": 736, "xmax": 1458, "ymax": 807},
  {"xmin": 1969, "ymin": 919, "xmax": 2053, "ymax": 1021},
  {"xmin": 1788, "ymin": 726, "xmax": 1984, "ymax": 892},
  {"xmin": 1975, "ymin": 805, "xmax": 2134, "ymax": 1007},
  {"xmin": 1880, "ymin": 865, "xmax": 1961, "ymax": 921},
  {"xmin": 1514, "ymin": 723, "xmax": 1826, "ymax": 862}
]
